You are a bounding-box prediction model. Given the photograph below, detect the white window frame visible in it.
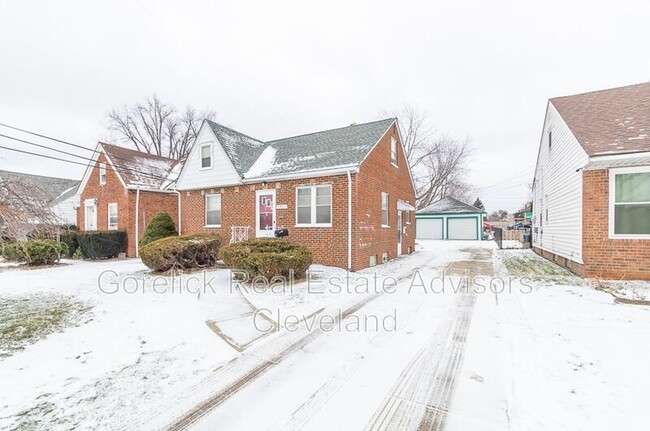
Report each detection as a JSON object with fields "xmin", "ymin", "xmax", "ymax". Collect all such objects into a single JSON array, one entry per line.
[
  {"xmin": 609, "ymin": 166, "xmax": 650, "ymax": 239},
  {"xmin": 295, "ymin": 184, "xmax": 332, "ymax": 227},
  {"xmin": 390, "ymin": 137, "xmax": 398, "ymax": 167},
  {"xmin": 199, "ymin": 143, "xmax": 213, "ymax": 170},
  {"xmin": 99, "ymin": 163, "xmax": 107, "ymax": 185},
  {"xmin": 381, "ymin": 192, "xmax": 389, "ymax": 227},
  {"xmin": 107, "ymin": 203, "xmax": 118, "ymax": 230},
  {"xmin": 205, "ymin": 193, "xmax": 221, "ymax": 227}
]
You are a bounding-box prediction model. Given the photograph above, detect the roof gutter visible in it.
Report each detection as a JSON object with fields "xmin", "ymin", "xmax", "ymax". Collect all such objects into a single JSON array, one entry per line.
[
  {"xmin": 174, "ymin": 190, "xmax": 182, "ymax": 235},
  {"xmin": 347, "ymin": 169, "xmax": 353, "ymax": 272},
  {"xmin": 135, "ymin": 188, "xmax": 141, "ymax": 258},
  {"xmin": 242, "ymin": 165, "xmax": 359, "ymax": 184}
]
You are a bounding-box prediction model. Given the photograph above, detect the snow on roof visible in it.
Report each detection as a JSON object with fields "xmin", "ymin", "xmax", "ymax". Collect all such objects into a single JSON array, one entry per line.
[
  {"xmin": 100, "ymin": 143, "xmax": 179, "ymax": 190},
  {"xmin": 207, "ymin": 118, "xmax": 396, "ymax": 179},
  {"xmin": 550, "ymin": 81, "xmax": 650, "ymax": 156},
  {"xmin": 417, "ymin": 196, "xmax": 484, "ymax": 214}
]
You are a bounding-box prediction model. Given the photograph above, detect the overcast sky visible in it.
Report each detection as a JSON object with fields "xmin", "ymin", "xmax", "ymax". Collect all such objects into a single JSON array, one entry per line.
[{"xmin": 1, "ymin": 0, "xmax": 648, "ymax": 212}]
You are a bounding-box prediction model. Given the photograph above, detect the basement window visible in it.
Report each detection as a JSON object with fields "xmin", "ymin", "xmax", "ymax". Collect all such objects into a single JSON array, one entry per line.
[{"xmin": 610, "ymin": 167, "xmax": 650, "ymax": 237}]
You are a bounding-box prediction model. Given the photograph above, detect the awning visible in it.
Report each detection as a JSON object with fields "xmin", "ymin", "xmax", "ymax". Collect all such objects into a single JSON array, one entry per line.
[{"xmin": 397, "ymin": 199, "xmax": 415, "ymax": 211}]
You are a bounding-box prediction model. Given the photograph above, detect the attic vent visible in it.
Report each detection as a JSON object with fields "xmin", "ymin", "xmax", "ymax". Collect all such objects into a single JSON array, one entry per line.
[{"xmin": 350, "ymin": 122, "xmax": 357, "ymax": 126}]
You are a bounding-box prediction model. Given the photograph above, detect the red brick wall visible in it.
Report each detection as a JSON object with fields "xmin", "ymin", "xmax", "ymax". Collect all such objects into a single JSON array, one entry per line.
[
  {"xmin": 582, "ymin": 169, "xmax": 650, "ymax": 279},
  {"xmin": 179, "ymin": 175, "xmax": 351, "ymax": 268},
  {"xmin": 354, "ymin": 123, "xmax": 416, "ymax": 269},
  {"xmin": 78, "ymin": 153, "xmax": 178, "ymax": 257}
]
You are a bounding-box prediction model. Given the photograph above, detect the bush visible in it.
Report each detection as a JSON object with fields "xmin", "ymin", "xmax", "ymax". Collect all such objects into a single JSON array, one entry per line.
[
  {"xmin": 140, "ymin": 234, "xmax": 222, "ymax": 272},
  {"xmin": 77, "ymin": 231, "xmax": 127, "ymax": 260},
  {"xmin": 140, "ymin": 211, "xmax": 178, "ymax": 248},
  {"xmin": 2, "ymin": 240, "xmax": 69, "ymax": 265},
  {"xmin": 220, "ymin": 239, "xmax": 313, "ymax": 279},
  {"xmin": 60, "ymin": 231, "xmax": 79, "ymax": 258}
]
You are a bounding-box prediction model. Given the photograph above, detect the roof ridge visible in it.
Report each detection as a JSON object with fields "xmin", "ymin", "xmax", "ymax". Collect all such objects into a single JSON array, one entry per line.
[
  {"xmin": 266, "ymin": 117, "xmax": 396, "ymax": 144},
  {"xmin": 205, "ymin": 119, "xmax": 265, "ymax": 144},
  {"xmin": 0, "ymin": 168, "xmax": 79, "ymax": 183},
  {"xmin": 99, "ymin": 142, "xmax": 179, "ymax": 162},
  {"xmin": 550, "ymin": 81, "xmax": 650, "ymax": 102}
]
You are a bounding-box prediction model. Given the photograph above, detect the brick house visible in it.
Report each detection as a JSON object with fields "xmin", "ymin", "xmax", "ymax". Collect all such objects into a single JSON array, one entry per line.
[
  {"xmin": 77, "ymin": 143, "xmax": 182, "ymax": 257},
  {"xmin": 175, "ymin": 118, "xmax": 416, "ymax": 271},
  {"xmin": 532, "ymin": 82, "xmax": 650, "ymax": 279}
]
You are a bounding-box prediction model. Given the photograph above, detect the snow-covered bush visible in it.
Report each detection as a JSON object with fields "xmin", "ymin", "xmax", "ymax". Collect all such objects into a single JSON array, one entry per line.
[
  {"xmin": 2, "ymin": 240, "xmax": 68, "ymax": 265},
  {"xmin": 77, "ymin": 231, "xmax": 127, "ymax": 260},
  {"xmin": 139, "ymin": 211, "xmax": 178, "ymax": 248},
  {"xmin": 139, "ymin": 234, "xmax": 222, "ymax": 272},
  {"xmin": 220, "ymin": 239, "xmax": 313, "ymax": 279}
]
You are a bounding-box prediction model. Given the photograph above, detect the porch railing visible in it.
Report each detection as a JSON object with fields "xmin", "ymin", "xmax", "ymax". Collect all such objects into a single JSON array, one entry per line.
[{"xmin": 230, "ymin": 226, "xmax": 250, "ymax": 244}]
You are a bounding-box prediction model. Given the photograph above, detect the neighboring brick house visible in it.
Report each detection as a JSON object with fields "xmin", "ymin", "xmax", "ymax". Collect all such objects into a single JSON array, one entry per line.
[
  {"xmin": 532, "ymin": 82, "xmax": 650, "ymax": 279},
  {"xmin": 175, "ymin": 118, "xmax": 416, "ymax": 271},
  {"xmin": 77, "ymin": 143, "xmax": 182, "ymax": 257}
]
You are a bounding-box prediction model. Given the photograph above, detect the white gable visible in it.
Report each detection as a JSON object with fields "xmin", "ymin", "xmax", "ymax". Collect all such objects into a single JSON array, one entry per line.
[
  {"xmin": 532, "ymin": 102, "xmax": 589, "ymax": 263},
  {"xmin": 175, "ymin": 123, "xmax": 243, "ymax": 190}
]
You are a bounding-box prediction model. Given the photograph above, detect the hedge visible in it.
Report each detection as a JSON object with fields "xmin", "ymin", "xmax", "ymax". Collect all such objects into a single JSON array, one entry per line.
[
  {"xmin": 220, "ymin": 238, "xmax": 313, "ymax": 279},
  {"xmin": 140, "ymin": 234, "xmax": 222, "ymax": 272},
  {"xmin": 2, "ymin": 240, "xmax": 69, "ymax": 266},
  {"xmin": 77, "ymin": 231, "xmax": 127, "ymax": 260},
  {"xmin": 139, "ymin": 211, "xmax": 178, "ymax": 248},
  {"xmin": 60, "ymin": 231, "xmax": 79, "ymax": 258}
]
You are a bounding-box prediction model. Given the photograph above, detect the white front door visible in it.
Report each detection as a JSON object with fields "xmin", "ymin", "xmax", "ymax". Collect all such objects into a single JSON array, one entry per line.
[
  {"xmin": 84, "ymin": 200, "xmax": 97, "ymax": 231},
  {"xmin": 397, "ymin": 211, "xmax": 403, "ymax": 255},
  {"xmin": 255, "ymin": 189, "xmax": 276, "ymax": 237}
]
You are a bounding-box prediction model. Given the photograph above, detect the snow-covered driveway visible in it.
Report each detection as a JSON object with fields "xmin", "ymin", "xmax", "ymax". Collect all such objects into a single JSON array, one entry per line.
[{"xmin": 1, "ymin": 241, "xmax": 650, "ymax": 431}]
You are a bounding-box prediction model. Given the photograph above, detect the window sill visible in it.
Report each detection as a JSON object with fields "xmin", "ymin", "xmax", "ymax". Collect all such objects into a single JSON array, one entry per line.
[
  {"xmin": 295, "ymin": 224, "xmax": 332, "ymax": 228},
  {"xmin": 381, "ymin": 225, "xmax": 390, "ymax": 228},
  {"xmin": 391, "ymin": 162, "xmax": 398, "ymax": 168},
  {"xmin": 204, "ymin": 225, "xmax": 221, "ymax": 228},
  {"xmin": 108, "ymin": 227, "xmax": 118, "ymax": 231},
  {"xmin": 199, "ymin": 166, "xmax": 213, "ymax": 171},
  {"xmin": 609, "ymin": 233, "xmax": 650, "ymax": 240}
]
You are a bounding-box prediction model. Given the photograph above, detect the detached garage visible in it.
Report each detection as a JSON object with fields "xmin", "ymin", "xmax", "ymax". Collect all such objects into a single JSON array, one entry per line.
[{"xmin": 416, "ymin": 196, "xmax": 485, "ymax": 240}]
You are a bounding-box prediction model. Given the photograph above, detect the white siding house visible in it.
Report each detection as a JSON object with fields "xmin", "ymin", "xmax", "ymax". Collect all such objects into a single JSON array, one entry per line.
[
  {"xmin": 50, "ymin": 185, "xmax": 80, "ymax": 226},
  {"xmin": 532, "ymin": 102, "xmax": 589, "ymax": 264}
]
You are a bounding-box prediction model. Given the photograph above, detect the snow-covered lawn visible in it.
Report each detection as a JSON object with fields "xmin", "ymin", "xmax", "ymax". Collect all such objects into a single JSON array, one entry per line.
[{"xmin": 1, "ymin": 243, "xmax": 649, "ymax": 430}]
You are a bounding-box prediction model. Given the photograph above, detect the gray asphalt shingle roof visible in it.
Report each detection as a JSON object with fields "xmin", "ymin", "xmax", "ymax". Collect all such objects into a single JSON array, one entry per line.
[
  {"xmin": 417, "ymin": 196, "xmax": 484, "ymax": 214},
  {"xmin": 0, "ymin": 169, "xmax": 79, "ymax": 202},
  {"xmin": 206, "ymin": 118, "xmax": 396, "ymax": 179}
]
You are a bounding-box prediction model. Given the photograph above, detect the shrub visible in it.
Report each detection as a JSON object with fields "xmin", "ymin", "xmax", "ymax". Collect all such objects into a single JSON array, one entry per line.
[
  {"xmin": 220, "ymin": 239, "xmax": 313, "ymax": 280},
  {"xmin": 139, "ymin": 211, "xmax": 178, "ymax": 248},
  {"xmin": 1, "ymin": 240, "xmax": 69, "ymax": 265},
  {"xmin": 77, "ymin": 231, "xmax": 127, "ymax": 260},
  {"xmin": 60, "ymin": 231, "xmax": 79, "ymax": 258},
  {"xmin": 140, "ymin": 234, "xmax": 222, "ymax": 272}
]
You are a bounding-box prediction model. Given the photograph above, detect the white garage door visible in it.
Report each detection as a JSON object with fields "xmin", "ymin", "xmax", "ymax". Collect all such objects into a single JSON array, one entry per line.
[
  {"xmin": 416, "ymin": 218, "xmax": 443, "ymax": 239},
  {"xmin": 448, "ymin": 217, "xmax": 478, "ymax": 240}
]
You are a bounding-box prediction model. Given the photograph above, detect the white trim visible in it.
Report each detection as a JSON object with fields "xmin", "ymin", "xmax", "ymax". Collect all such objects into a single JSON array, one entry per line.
[
  {"xmin": 295, "ymin": 184, "xmax": 333, "ymax": 227},
  {"xmin": 381, "ymin": 192, "xmax": 389, "ymax": 227},
  {"xmin": 99, "ymin": 163, "xmax": 107, "ymax": 185},
  {"xmin": 255, "ymin": 189, "xmax": 276, "ymax": 237},
  {"xmin": 199, "ymin": 142, "xmax": 213, "ymax": 170},
  {"xmin": 204, "ymin": 193, "xmax": 222, "ymax": 228},
  {"xmin": 608, "ymin": 165, "xmax": 650, "ymax": 239},
  {"xmin": 84, "ymin": 198, "xmax": 97, "ymax": 231},
  {"xmin": 107, "ymin": 202, "xmax": 118, "ymax": 230},
  {"xmin": 243, "ymin": 165, "xmax": 358, "ymax": 183}
]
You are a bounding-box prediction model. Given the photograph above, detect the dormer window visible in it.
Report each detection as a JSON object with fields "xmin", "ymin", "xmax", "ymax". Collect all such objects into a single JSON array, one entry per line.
[
  {"xmin": 390, "ymin": 137, "xmax": 398, "ymax": 166},
  {"xmin": 99, "ymin": 163, "xmax": 107, "ymax": 185},
  {"xmin": 200, "ymin": 144, "xmax": 212, "ymax": 169}
]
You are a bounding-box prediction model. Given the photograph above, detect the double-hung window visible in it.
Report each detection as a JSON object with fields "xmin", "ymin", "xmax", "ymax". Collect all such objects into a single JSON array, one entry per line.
[
  {"xmin": 108, "ymin": 203, "xmax": 118, "ymax": 230},
  {"xmin": 381, "ymin": 192, "xmax": 389, "ymax": 226},
  {"xmin": 610, "ymin": 167, "xmax": 650, "ymax": 237},
  {"xmin": 200, "ymin": 144, "xmax": 212, "ymax": 169},
  {"xmin": 296, "ymin": 185, "xmax": 332, "ymax": 226},
  {"xmin": 390, "ymin": 137, "xmax": 398, "ymax": 166},
  {"xmin": 99, "ymin": 163, "xmax": 107, "ymax": 185},
  {"xmin": 205, "ymin": 194, "xmax": 221, "ymax": 227}
]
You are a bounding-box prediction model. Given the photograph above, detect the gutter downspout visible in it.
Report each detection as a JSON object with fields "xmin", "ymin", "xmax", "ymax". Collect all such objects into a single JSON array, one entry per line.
[
  {"xmin": 174, "ymin": 190, "xmax": 182, "ymax": 235},
  {"xmin": 135, "ymin": 188, "xmax": 141, "ymax": 258},
  {"xmin": 347, "ymin": 170, "xmax": 353, "ymax": 271}
]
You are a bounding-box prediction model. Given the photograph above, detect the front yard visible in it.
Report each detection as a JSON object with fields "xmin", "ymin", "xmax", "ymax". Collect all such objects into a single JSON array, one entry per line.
[{"xmin": 0, "ymin": 243, "xmax": 649, "ymax": 430}]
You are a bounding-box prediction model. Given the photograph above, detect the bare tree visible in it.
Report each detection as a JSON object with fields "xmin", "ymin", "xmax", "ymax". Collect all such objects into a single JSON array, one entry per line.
[
  {"xmin": 387, "ymin": 105, "xmax": 474, "ymax": 209},
  {"xmin": 107, "ymin": 95, "xmax": 216, "ymax": 160},
  {"xmin": 0, "ymin": 177, "xmax": 65, "ymax": 244}
]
